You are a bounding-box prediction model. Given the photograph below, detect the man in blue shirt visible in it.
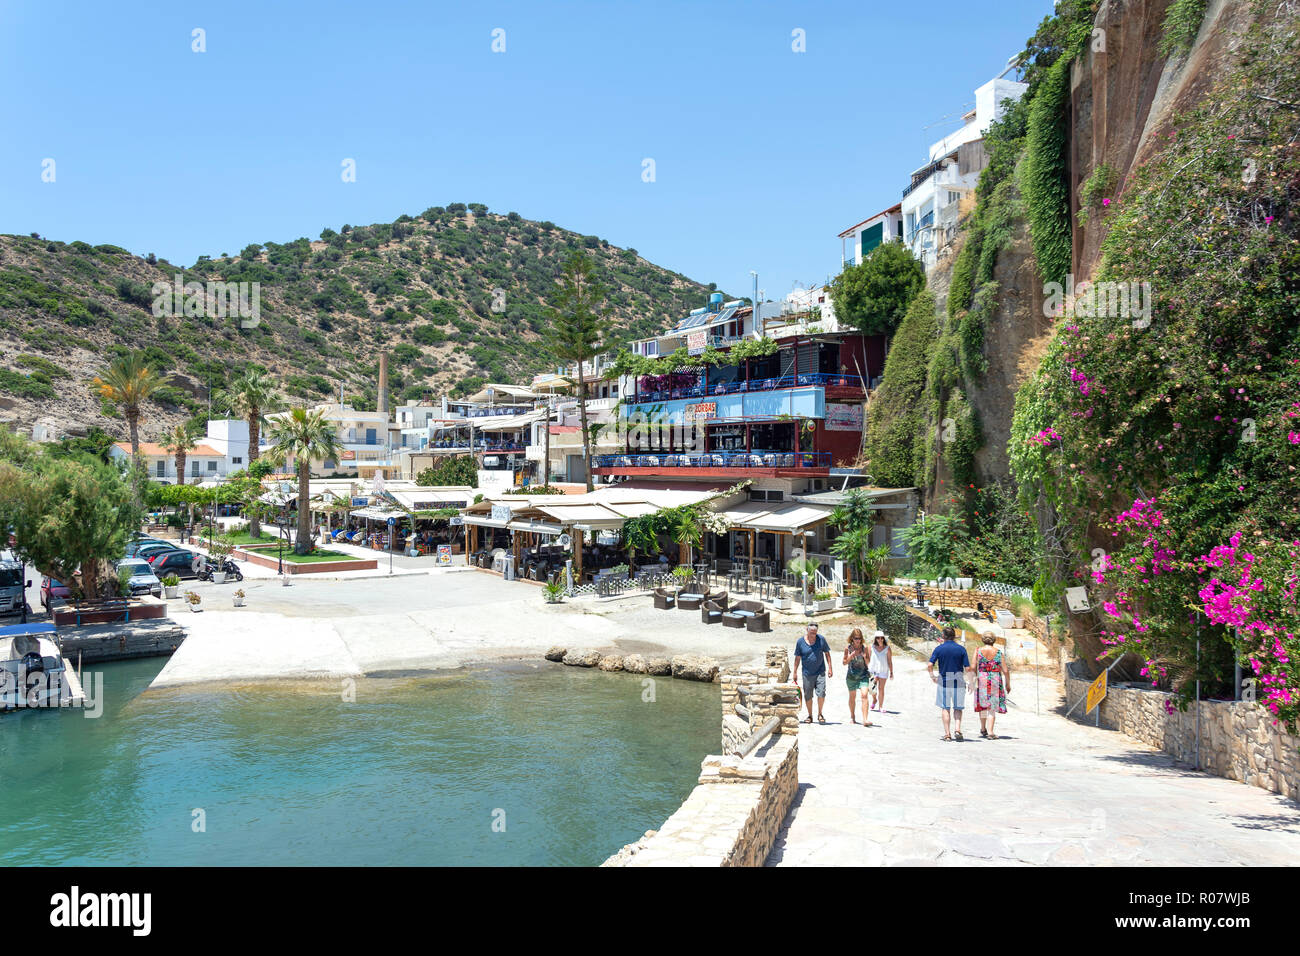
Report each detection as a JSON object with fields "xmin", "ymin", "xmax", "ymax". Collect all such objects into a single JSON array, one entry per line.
[
  {"xmin": 792, "ymin": 623, "xmax": 833, "ymax": 724},
  {"xmin": 927, "ymin": 626, "xmax": 971, "ymax": 741}
]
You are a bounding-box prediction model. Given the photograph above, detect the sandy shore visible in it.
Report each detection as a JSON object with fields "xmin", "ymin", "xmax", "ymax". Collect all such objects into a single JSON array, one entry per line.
[{"xmin": 148, "ymin": 570, "xmax": 792, "ymax": 690}]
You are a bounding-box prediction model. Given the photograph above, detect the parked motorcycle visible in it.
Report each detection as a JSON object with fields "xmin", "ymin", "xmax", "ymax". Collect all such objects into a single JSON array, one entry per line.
[{"xmin": 197, "ymin": 558, "xmax": 243, "ymax": 583}]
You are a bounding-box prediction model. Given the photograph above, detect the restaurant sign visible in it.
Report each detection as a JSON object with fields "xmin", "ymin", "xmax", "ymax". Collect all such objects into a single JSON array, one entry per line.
[
  {"xmin": 825, "ymin": 403, "xmax": 863, "ymax": 432},
  {"xmin": 490, "ymin": 504, "xmax": 513, "ymax": 524},
  {"xmin": 684, "ymin": 401, "xmax": 716, "ymax": 423},
  {"xmin": 351, "ymin": 496, "xmax": 368, "ymax": 507},
  {"xmin": 686, "ymin": 330, "xmax": 708, "ymax": 355},
  {"xmin": 341, "ymin": 450, "xmax": 356, "ymax": 461}
]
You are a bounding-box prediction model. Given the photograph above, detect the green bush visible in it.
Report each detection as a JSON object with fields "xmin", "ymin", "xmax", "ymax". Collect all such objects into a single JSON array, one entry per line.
[{"xmin": 1021, "ymin": 54, "xmax": 1073, "ymax": 287}]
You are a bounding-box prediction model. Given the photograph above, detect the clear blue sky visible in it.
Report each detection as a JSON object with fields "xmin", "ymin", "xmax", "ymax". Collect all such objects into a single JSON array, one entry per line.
[{"xmin": 1, "ymin": 0, "xmax": 1051, "ymax": 301}]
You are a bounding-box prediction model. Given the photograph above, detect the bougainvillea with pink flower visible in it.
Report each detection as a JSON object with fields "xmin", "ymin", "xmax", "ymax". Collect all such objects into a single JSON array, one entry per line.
[{"xmin": 1007, "ymin": 7, "xmax": 1300, "ymax": 733}]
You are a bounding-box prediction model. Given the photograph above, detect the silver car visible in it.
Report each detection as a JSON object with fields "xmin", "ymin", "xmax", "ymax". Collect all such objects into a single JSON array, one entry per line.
[{"xmin": 115, "ymin": 558, "xmax": 163, "ymax": 598}]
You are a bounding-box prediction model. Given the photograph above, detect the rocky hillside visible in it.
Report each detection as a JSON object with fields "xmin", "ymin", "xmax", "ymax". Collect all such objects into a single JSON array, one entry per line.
[{"xmin": 0, "ymin": 204, "xmax": 723, "ymax": 438}]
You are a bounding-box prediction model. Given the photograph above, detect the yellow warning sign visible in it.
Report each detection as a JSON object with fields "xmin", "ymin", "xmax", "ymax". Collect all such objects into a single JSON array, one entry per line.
[{"xmin": 1086, "ymin": 669, "xmax": 1108, "ymax": 714}]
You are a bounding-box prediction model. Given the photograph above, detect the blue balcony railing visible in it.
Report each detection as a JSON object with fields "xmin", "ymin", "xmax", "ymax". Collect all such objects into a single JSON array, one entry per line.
[
  {"xmin": 633, "ymin": 371, "xmax": 862, "ymax": 405},
  {"xmin": 592, "ymin": 451, "xmax": 831, "ymax": 470}
]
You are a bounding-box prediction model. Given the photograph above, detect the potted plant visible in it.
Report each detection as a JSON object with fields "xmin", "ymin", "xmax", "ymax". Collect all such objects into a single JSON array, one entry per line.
[
  {"xmin": 812, "ymin": 589, "xmax": 837, "ymax": 613},
  {"xmin": 161, "ymin": 573, "xmax": 180, "ymax": 599},
  {"xmin": 184, "ymin": 590, "xmax": 202, "ymax": 613},
  {"xmin": 541, "ymin": 577, "xmax": 565, "ymax": 604},
  {"xmin": 233, "ymin": 588, "xmax": 246, "ymax": 608},
  {"xmin": 208, "ymin": 534, "xmax": 235, "ymax": 584}
]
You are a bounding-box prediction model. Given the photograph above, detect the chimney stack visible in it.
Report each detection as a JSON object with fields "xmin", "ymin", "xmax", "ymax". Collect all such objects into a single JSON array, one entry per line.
[{"xmin": 378, "ymin": 353, "xmax": 389, "ymax": 415}]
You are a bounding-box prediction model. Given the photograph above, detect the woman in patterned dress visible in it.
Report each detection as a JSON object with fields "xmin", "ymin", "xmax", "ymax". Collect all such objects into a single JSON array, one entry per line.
[{"xmin": 973, "ymin": 633, "xmax": 1009, "ymax": 738}]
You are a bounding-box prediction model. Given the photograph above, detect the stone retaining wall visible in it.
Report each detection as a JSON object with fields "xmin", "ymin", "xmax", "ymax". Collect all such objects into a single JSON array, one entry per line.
[
  {"xmin": 879, "ymin": 584, "xmax": 1050, "ymax": 643},
  {"xmin": 602, "ymin": 733, "xmax": 798, "ymax": 867},
  {"xmin": 1064, "ymin": 665, "xmax": 1300, "ymax": 801},
  {"xmin": 604, "ymin": 645, "xmax": 799, "ymax": 867}
]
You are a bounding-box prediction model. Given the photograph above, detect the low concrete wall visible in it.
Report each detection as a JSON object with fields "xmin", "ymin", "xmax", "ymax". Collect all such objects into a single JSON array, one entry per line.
[
  {"xmin": 605, "ymin": 646, "xmax": 799, "ymax": 867},
  {"xmin": 1064, "ymin": 665, "xmax": 1300, "ymax": 802},
  {"xmin": 233, "ymin": 547, "xmax": 378, "ymax": 575},
  {"xmin": 56, "ymin": 621, "xmax": 185, "ymax": 664}
]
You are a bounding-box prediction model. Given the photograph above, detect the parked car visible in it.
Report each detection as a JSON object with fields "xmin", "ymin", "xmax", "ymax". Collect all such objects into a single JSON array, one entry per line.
[
  {"xmin": 40, "ymin": 577, "xmax": 71, "ymax": 609},
  {"xmin": 115, "ymin": 558, "xmax": 163, "ymax": 598},
  {"xmin": 124, "ymin": 536, "xmax": 172, "ymax": 557},
  {"xmin": 137, "ymin": 543, "xmax": 184, "ymax": 563},
  {"xmin": 149, "ymin": 550, "xmax": 201, "ymax": 580}
]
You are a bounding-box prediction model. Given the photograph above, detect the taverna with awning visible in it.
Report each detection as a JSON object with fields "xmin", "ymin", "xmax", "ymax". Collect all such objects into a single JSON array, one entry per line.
[{"xmin": 458, "ymin": 483, "xmax": 860, "ymax": 583}]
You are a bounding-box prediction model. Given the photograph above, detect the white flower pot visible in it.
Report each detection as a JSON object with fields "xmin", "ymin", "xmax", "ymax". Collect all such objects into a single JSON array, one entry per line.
[
  {"xmin": 164, "ymin": 586, "xmax": 178, "ymax": 599},
  {"xmin": 213, "ymin": 572, "xmax": 227, "ymax": 585},
  {"xmin": 771, "ymin": 598, "xmax": 791, "ymax": 610},
  {"xmin": 233, "ymin": 597, "xmax": 245, "ymax": 607},
  {"xmin": 188, "ymin": 604, "xmax": 202, "ymax": 613}
]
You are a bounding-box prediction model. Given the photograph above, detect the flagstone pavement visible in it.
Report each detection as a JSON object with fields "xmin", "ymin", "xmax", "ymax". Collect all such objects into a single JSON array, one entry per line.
[{"xmin": 768, "ymin": 654, "xmax": 1300, "ymax": 866}]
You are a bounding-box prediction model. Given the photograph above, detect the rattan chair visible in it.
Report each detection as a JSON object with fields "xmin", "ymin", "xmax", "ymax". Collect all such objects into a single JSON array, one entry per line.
[
  {"xmin": 653, "ymin": 587, "xmax": 676, "ymax": 610},
  {"xmin": 701, "ymin": 600, "xmax": 724, "ymax": 624}
]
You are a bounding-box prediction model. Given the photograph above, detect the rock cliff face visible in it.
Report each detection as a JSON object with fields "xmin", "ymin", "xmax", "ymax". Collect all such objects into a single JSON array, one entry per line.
[
  {"xmin": 927, "ymin": 0, "xmax": 1259, "ymax": 495},
  {"xmin": 1070, "ymin": 0, "xmax": 1255, "ymax": 278}
]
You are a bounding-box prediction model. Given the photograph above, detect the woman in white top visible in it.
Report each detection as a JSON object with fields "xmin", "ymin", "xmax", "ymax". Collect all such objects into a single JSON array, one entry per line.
[{"xmin": 868, "ymin": 630, "xmax": 894, "ymax": 713}]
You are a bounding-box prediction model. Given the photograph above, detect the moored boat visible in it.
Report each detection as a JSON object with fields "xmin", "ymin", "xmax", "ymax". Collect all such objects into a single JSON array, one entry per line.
[{"xmin": 0, "ymin": 622, "xmax": 86, "ymax": 712}]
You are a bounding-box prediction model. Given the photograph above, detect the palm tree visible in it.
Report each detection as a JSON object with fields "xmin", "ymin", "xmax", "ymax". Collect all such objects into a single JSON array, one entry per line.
[
  {"xmin": 92, "ymin": 352, "xmax": 165, "ymax": 503},
  {"xmin": 219, "ymin": 369, "xmax": 279, "ymax": 465},
  {"xmin": 545, "ymin": 251, "xmax": 610, "ymax": 492},
  {"xmin": 666, "ymin": 505, "xmax": 703, "ymax": 568},
  {"xmin": 219, "ymin": 370, "xmax": 280, "ymax": 537},
  {"xmin": 162, "ymin": 424, "xmax": 192, "ymax": 486},
  {"xmin": 265, "ymin": 407, "xmax": 341, "ymax": 554}
]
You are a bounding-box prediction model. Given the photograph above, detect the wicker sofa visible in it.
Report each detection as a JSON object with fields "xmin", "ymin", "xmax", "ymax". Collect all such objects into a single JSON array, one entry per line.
[
  {"xmin": 677, "ymin": 589, "xmax": 706, "ymax": 611},
  {"xmin": 722, "ymin": 599, "xmax": 770, "ymax": 632}
]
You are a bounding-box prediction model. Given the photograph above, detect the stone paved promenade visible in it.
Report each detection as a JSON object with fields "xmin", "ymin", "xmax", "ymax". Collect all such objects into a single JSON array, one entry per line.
[{"xmin": 769, "ymin": 653, "xmax": 1300, "ymax": 866}]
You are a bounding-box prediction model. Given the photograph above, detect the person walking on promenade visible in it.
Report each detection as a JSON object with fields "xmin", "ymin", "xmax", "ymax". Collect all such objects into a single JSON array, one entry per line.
[
  {"xmin": 927, "ymin": 626, "xmax": 971, "ymax": 741},
  {"xmin": 972, "ymin": 633, "xmax": 1010, "ymax": 738},
  {"xmin": 869, "ymin": 630, "xmax": 894, "ymax": 713},
  {"xmin": 843, "ymin": 628, "xmax": 872, "ymax": 726},
  {"xmin": 793, "ymin": 623, "xmax": 833, "ymax": 724}
]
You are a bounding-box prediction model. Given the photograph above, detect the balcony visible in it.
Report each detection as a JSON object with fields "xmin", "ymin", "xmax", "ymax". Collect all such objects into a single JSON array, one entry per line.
[
  {"xmin": 633, "ymin": 371, "xmax": 862, "ymax": 405},
  {"xmin": 592, "ymin": 451, "xmax": 831, "ymax": 470}
]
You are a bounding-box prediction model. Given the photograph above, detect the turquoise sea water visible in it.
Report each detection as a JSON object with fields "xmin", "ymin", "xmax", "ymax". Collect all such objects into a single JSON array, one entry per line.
[{"xmin": 0, "ymin": 659, "xmax": 719, "ymax": 866}]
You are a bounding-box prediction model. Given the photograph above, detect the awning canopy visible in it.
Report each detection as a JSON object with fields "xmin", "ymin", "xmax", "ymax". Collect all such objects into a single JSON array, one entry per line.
[
  {"xmin": 389, "ymin": 488, "xmax": 472, "ymax": 510},
  {"xmin": 466, "ymin": 384, "xmax": 540, "ymax": 403},
  {"xmin": 507, "ymin": 519, "xmax": 564, "ymax": 536},
  {"xmin": 462, "ymin": 514, "xmax": 510, "ymax": 529},
  {"xmin": 350, "ymin": 507, "xmax": 407, "ymax": 522},
  {"xmin": 744, "ymin": 503, "xmax": 832, "ymax": 533}
]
